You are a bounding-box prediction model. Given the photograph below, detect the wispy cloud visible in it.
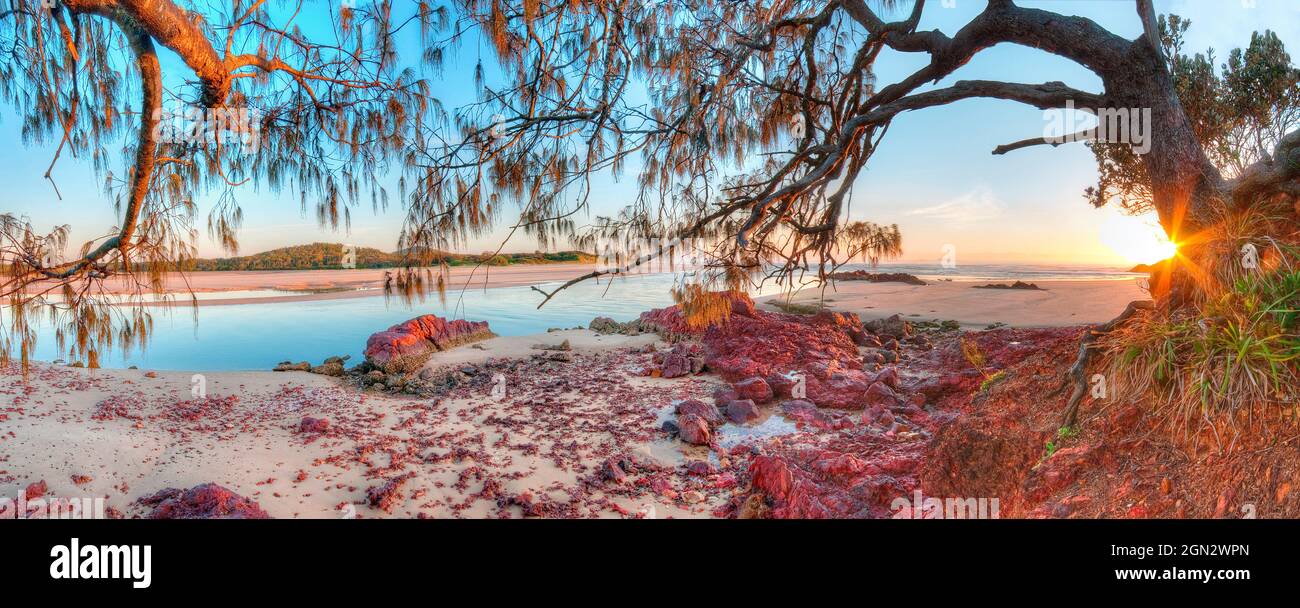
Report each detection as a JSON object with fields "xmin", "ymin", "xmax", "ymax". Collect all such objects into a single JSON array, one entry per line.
[{"xmin": 906, "ymin": 186, "xmax": 1004, "ymax": 225}]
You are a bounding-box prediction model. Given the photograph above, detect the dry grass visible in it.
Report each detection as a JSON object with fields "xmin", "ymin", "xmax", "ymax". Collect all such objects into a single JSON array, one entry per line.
[{"xmin": 1097, "ymin": 199, "xmax": 1300, "ymax": 449}]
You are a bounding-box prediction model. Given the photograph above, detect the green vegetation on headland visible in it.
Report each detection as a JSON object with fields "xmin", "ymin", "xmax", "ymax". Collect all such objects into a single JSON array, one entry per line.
[{"xmin": 185, "ymin": 243, "xmax": 595, "ymax": 271}]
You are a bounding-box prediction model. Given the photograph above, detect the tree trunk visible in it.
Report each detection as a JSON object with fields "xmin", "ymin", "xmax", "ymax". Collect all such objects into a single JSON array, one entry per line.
[{"xmin": 1105, "ymin": 42, "xmax": 1223, "ymax": 311}]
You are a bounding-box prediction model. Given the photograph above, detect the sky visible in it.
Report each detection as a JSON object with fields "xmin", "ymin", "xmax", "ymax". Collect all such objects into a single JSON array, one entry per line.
[{"xmin": 2, "ymin": 0, "xmax": 1297, "ymax": 267}]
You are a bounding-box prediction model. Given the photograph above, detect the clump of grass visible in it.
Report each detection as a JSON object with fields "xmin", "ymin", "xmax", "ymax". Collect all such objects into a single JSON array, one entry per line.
[
  {"xmin": 671, "ymin": 284, "xmax": 735, "ymax": 330},
  {"xmin": 961, "ymin": 335, "xmax": 1005, "ymax": 393},
  {"xmin": 1042, "ymin": 426, "xmax": 1078, "ymax": 460},
  {"xmin": 979, "ymin": 370, "xmax": 1007, "ymax": 393},
  {"xmin": 1098, "ymin": 233, "xmax": 1300, "ymax": 447}
]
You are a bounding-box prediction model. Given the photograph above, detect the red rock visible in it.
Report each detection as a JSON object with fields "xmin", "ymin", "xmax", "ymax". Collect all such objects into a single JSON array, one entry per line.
[
  {"xmin": 366, "ymin": 473, "xmax": 415, "ymax": 513},
  {"xmin": 713, "ymin": 387, "xmax": 740, "ymax": 405},
  {"xmin": 803, "ymin": 370, "xmax": 875, "ymax": 409},
  {"xmin": 871, "ymin": 367, "xmax": 901, "ymax": 389},
  {"xmin": 813, "ymin": 453, "xmax": 870, "ymax": 479},
  {"xmin": 364, "ymin": 315, "xmax": 494, "ymax": 373},
  {"xmin": 750, "ymin": 455, "xmax": 793, "ymax": 500},
  {"xmin": 675, "ymin": 399, "xmax": 722, "ymax": 425},
  {"xmin": 24, "ymin": 480, "xmax": 47, "ymax": 501},
  {"xmin": 297, "ymin": 416, "xmax": 330, "ymax": 433},
  {"xmin": 678, "ymin": 413, "xmax": 712, "ymax": 445},
  {"xmin": 864, "ymin": 381, "xmax": 901, "ymax": 408},
  {"xmin": 734, "ymin": 377, "xmax": 773, "ymax": 403},
  {"xmin": 864, "ymin": 314, "xmax": 912, "ymax": 339},
  {"xmin": 602, "ymin": 457, "xmax": 630, "ymax": 484},
  {"xmin": 686, "ymin": 460, "xmax": 716, "ymax": 476},
  {"xmin": 780, "ymin": 399, "xmax": 819, "ymax": 422},
  {"xmin": 660, "ymin": 353, "xmax": 691, "ymax": 378},
  {"xmin": 138, "ymin": 483, "xmax": 271, "ymax": 519},
  {"xmin": 725, "ymin": 399, "xmax": 760, "ymax": 424}
]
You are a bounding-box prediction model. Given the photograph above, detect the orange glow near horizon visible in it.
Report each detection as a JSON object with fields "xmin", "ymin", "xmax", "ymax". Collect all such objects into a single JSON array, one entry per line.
[{"xmin": 1098, "ymin": 212, "xmax": 1178, "ymax": 266}]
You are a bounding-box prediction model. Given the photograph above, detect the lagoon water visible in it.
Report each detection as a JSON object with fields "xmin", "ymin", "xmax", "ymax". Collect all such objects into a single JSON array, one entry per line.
[{"xmin": 21, "ymin": 263, "xmax": 1138, "ymax": 371}]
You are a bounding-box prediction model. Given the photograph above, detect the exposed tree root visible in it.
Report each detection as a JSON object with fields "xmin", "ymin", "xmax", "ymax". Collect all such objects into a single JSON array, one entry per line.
[{"xmin": 1060, "ymin": 299, "xmax": 1154, "ymax": 429}]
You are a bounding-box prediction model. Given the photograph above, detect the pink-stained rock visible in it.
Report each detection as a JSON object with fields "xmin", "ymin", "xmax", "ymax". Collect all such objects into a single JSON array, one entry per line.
[
  {"xmin": 686, "ymin": 460, "xmax": 717, "ymax": 476},
  {"xmin": 872, "ymin": 367, "xmax": 901, "ymax": 390},
  {"xmin": 712, "ymin": 387, "xmax": 740, "ymax": 406},
  {"xmin": 601, "ymin": 457, "xmax": 630, "ymax": 484},
  {"xmin": 660, "ymin": 353, "xmax": 691, "ymax": 378},
  {"xmin": 813, "ymin": 453, "xmax": 870, "ymax": 479},
  {"xmin": 733, "ymin": 377, "xmax": 773, "ymax": 403},
  {"xmin": 678, "ymin": 413, "xmax": 712, "ymax": 445},
  {"xmin": 864, "ymin": 381, "xmax": 902, "ymax": 409},
  {"xmin": 780, "ymin": 399, "xmax": 819, "ymax": 422},
  {"xmin": 138, "ymin": 483, "xmax": 271, "ymax": 519},
  {"xmin": 24, "ymin": 480, "xmax": 48, "ymax": 501},
  {"xmin": 750, "ymin": 455, "xmax": 793, "ymax": 500},
  {"xmin": 364, "ymin": 315, "xmax": 494, "ymax": 373},
  {"xmin": 366, "ymin": 473, "xmax": 415, "ymax": 513},
  {"xmin": 676, "ymin": 399, "xmax": 723, "ymax": 426},
  {"xmin": 725, "ymin": 399, "xmax": 761, "ymax": 424},
  {"xmin": 297, "ymin": 416, "xmax": 330, "ymax": 433}
]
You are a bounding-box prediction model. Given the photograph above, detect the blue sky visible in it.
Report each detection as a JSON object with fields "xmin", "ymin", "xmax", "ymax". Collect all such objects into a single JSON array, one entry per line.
[{"xmin": 2, "ymin": 0, "xmax": 1296, "ymax": 266}]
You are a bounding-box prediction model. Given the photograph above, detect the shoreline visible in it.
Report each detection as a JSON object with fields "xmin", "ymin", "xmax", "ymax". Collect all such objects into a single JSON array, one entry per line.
[
  {"xmin": 7, "ymin": 281, "xmax": 1263, "ymax": 520},
  {"xmin": 96, "ymin": 264, "xmax": 601, "ymax": 306}
]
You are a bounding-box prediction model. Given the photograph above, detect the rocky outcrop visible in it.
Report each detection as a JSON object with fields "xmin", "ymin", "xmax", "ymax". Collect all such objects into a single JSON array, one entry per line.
[
  {"xmin": 676, "ymin": 399, "xmax": 723, "ymax": 426},
  {"xmin": 828, "ymin": 270, "xmax": 927, "ymax": 285},
  {"xmin": 725, "ymin": 399, "xmax": 760, "ymax": 424},
  {"xmin": 972, "ymin": 281, "xmax": 1043, "ymax": 290},
  {"xmin": 678, "ymin": 413, "xmax": 712, "ymax": 445},
  {"xmin": 364, "ymin": 315, "xmax": 494, "ymax": 373},
  {"xmin": 138, "ymin": 483, "xmax": 271, "ymax": 519},
  {"xmin": 637, "ymin": 292, "xmax": 900, "ymax": 410}
]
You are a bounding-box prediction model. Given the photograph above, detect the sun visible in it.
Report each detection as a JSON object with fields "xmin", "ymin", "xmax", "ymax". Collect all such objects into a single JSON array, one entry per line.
[{"xmin": 1098, "ymin": 212, "xmax": 1178, "ymax": 266}]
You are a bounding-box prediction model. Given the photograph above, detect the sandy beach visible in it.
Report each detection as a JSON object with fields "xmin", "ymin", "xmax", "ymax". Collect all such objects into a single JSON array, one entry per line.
[
  {"xmin": 757, "ymin": 278, "xmax": 1151, "ymax": 328},
  {"xmin": 2, "ymin": 274, "xmax": 1158, "ymax": 519},
  {"xmin": 1, "ymin": 330, "xmax": 735, "ymax": 519}
]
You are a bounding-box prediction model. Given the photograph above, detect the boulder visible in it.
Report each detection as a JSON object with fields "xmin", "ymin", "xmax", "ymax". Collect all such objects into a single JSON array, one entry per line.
[
  {"xmin": 364, "ymin": 315, "xmax": 494, "ymax": 374},
  {"xmin": 725, "ymin": 399, "xmax": 761, "ymax": 424},
  {"xmin": 297, "ymin": 417, "xmax": 331, "ymax": 433},
  {"xmin": 138, "ymin": 483, "xmax": 271, "ymax": 519},
  {"xmin": 677, "ymin": 413, "xmax": 712, "ymax": 445},
  {"xmin": 780, "ymin": 399, "xmax": 819, "ymax": 422},
  {"xmin": 685, "ymin": 460, "xmax": 717, "ymax": 476},
  {"xmin": 675, "ymin": 399, "xmax": 722, "ymax": 426},
  {"xmin": 274, "ymin": 361, "xmax": 311, "ymax": 372},
  {"xmin": 311, "ymin": 360, "xmax": 345, "ymax": 376},
  {"xmin": 864, "ymin": 314, "xmax": 912, "ymax": 339},
  {"xmin": 871, "ymin": 367, "xmax": 901, "ymax": 390},
  {"xmin": 733, "ymin": 377, "xmax": 773, "ymax": 403},
  {"xmin": 864, "ymin": 381, "xmax": 902, "ymax": 409}
]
